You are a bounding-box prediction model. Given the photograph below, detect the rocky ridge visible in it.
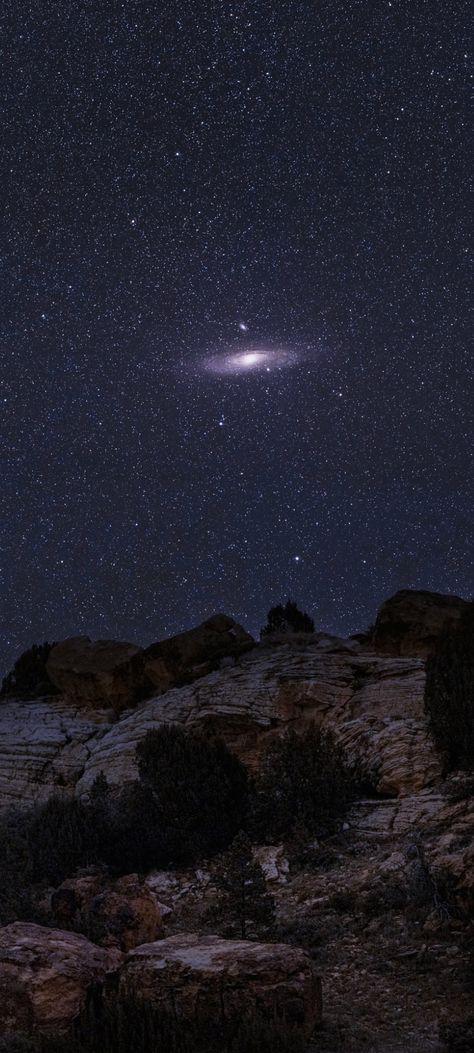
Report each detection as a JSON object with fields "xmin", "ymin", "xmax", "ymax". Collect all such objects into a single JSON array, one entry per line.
[
  {"xmin": 0, "ymin": 635, "xmax": 441, "ymax": 809},
  {"xmin": 0, "ymin": 589, "xmax": 472, "ymax": 1051}
]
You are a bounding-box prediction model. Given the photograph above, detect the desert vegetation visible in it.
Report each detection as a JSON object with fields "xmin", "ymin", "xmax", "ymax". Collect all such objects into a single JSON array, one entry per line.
[
  {"xmin": 425, "ymin": 601, "xmax": 474, "ymax": 771},
  {"xmin": 0, "ymin": 724, "xmax": 355, "ymax": 930},
  {"xmin": 261, "ymin": 600, "xmax": 315, "ymax": 636},
  {"xmin": 0, "ymin": 643, "xmax": 56, "ymax": 700}
]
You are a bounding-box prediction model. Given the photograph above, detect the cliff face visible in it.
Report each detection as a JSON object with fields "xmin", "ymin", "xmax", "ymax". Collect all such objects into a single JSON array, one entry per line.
[
  {"xmin": 0, "ymin": 636, "xmax": 440, "ymax": 808},
  {"xmin": 77, "ymin": 639, "xmax": 440, "ymax": 799}
]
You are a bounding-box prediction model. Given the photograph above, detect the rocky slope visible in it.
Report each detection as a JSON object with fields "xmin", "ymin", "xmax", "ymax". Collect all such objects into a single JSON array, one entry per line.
[
  {"xmin": 0, "ymin": 634, "xmax": 440, "ymax": 809},
  {"xmin": 0, "ymin": 589, "xmax": 472, "ymax": 1051}
]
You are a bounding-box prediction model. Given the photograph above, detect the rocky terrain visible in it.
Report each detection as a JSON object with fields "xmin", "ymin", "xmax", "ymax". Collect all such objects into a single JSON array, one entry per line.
[{"xmin": 0, "ymin": 589, "xmax": 472, "ymax": 1051}]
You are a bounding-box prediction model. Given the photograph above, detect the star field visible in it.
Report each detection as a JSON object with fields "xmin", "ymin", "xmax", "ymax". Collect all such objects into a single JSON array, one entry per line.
[{"xmin": 0, "ymin": 1, "xmax": 472, "ymax": 673}]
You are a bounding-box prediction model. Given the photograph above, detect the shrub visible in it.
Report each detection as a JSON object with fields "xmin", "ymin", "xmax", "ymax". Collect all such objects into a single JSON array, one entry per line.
[
  {"xmin": 261, "ymin": 600, "xmax": 314, "ymax": 637},
  {"xmin": 27, "ymin": 796, "xmax": 96, "ymax": 885},
  {"xmin": 134, "ymin": 725, "xmax": 249, "ymax": 867},
  {"xmin": 0, "ymin": 811, "xmax": 40, "ymax": 925},
  {"xmin": 213, "ymin": 830, "xmax": 275, "ymax": 938},
  {"xmin": 251, "ymin": 725, "xmax": 353, "ymax": 841},
  {"xmin": 0, "ymin": 728, "xmax": 249, "ymax": 912},
  {"xmin": 425, "ymin": 602, "xmax": 474, "ymax": 771},
  {"xmin": 1, "ymin": 643, "xmax": 56, "ymax": 700}
]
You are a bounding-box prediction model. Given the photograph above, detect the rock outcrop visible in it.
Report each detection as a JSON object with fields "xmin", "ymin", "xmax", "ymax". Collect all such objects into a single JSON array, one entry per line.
[
  {"xmin": 44, "ymin": 617, "xmax": 254, "ymax": 713},
  {"xmin": 51, "ymin": 873, "xmax": 163, "ymax": 951},
  {"xmin": 144, "ymin": 614, "xmax": 255, "ymax": 689},
  {"xmin": 371, "ymin": 589, "xmax": 468, "ymax": 658},
  {"xmin": 114, "ymin": 933, "xmax": 321, "ymax": 1037},
  {"xmin": 0, "ymin": 634, "xmax": 442, "ymax": 808},
  {"xmin": 0, "ymin": 922, "xmax": 121, "ymax": 1034},
  {"xmin": 0, "ymin": 697, "xmax": 109, "ymax": 809},
  {"xmin": 47, "ymin": 637, "xmax": 147, "ymax": 712},
  {"xmin": 78, "ymin": 639, "xmax": 441, "ymax": 799}
]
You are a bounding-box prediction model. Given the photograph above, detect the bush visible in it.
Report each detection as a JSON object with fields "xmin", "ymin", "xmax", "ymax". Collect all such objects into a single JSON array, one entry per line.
[
  {"xmin": 213, "ymin": 830, "xmax": 275, "ymax": 939},
  {"xmin": 261, "ymin": 600, "xmax": 314, "ymax": 636},
  {"xmin": 0, "ymin": 728, "xmax": 249, "ymax": 922},
  {"xmin": 425, "ymin": 602, "xmax": 474, "ymax": 771},
  {"xmin": 251, "ymin": 726, "xmax": 353, "ymax": 842},
  {"xmin": 1, "ymin": 643, "xmax": 57, "ymax": 700},
  {"xmin": 133, "ymin": 725, "xmax": 249, "ymax": 867},
  {"xmin": 0, "ymin": 811, "xmax": 40, "ymax": 925},
  {"xmin": 28, "ymin": 796, "xmax": 97, "ymax": 885}
]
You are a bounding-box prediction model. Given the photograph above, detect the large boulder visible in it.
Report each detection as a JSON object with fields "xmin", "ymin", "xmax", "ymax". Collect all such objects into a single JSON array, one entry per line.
[
  {"xmin": 46, "ymin": 637, "xmax": 147, "ymax": 712},
  {"xmin": 371, "ymin": 589, "xmax": 468, "ymax": 658},
  {"xmin": 114, "ymin": 933, "xmax": 321, "ymax": 1037},
  {"xmin": 144, "ymin": 614, "xmax": 255, "ymax": 689},
  {"xmin": 51, "ymin": 873, "xmax": 163, "ymax": 951},
  {"xmin": 0, "ymin": 922, "xmax": 121, "ymax": 1034}
]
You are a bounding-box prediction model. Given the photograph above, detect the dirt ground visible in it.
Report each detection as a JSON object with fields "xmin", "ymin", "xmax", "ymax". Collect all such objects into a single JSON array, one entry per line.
[{"xmin": 149, "ymin": 802, "xmax": 473, "ymax": 1053}]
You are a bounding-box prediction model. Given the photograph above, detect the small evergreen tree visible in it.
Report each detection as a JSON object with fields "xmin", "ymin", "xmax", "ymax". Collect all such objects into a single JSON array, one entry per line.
[
  {"xmin": 214, "ymin": 831, "xmax": 275, "ymax": 939},
  {"xmin": 135, "ymin": 725, "xmax": 249, "ymax": 867},
  {"xmin": 0, "ymin": 812, "xmax": 35, "ymax": 925},
  {"xmin": 27, "ymin": 796, "xmax": 95, "ymax": 885},
  {"xmin": 1, "ymin": 643, "xmax": 56, "ymax": 699},
  {"xmin": 251, "ymin": 725, "xmax": 353, "ymax": 841},
  {"xmin": 261, "ymin": 600, "xmax": 314, "ymax": 637},
  {"xmin": 425, "ymin": 602, "xmax": 474, "ymax": 771}
]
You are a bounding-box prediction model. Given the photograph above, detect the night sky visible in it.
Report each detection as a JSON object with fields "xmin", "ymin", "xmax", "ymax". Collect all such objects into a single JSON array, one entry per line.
[{"xmin": 1, "ymin": 1, "xmax": 472, "ymax": 675}]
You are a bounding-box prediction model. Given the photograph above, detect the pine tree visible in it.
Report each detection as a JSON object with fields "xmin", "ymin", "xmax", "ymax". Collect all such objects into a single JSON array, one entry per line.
[
  {"xmin": 214, "ymin": 831, "xmax": 275, "ymax": 939},
  {"xmin": 260, "ymin": 600, "xmax": 314, "ymax": 637},
  {"xmin": 251, "ymin": 726, "xmax": 353, "ymax": 841},
  {"xmin": 1, "ymin": 642, "xmax": 56, "ymax": 699},
  {"xmin": 135, "ymin": 725, "xmax": 248, "ymax": 866},
  {"xmin": 425, "ymin": 602, "xmax": 474, "ymax": 771}
]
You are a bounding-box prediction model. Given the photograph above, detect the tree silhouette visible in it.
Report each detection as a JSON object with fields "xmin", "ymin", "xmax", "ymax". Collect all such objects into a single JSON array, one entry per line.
[
  {"xmin": 425, "ymin": 601, "xmax": 474, "ymax": 771},
  {"xmin": 1, "ymin": 642, "xmax": 57, "ymax": 699},
  {"xmin": 261, "ymin": 600, "xmax": 314, "ymax": 637},
  {"xmin": 214, "ymin": 830, "xmax": 275, "ymax": 939}
]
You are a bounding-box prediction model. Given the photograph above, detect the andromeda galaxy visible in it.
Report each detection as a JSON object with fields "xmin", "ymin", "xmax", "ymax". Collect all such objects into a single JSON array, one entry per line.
[{"xmin": 204, "ymin": 347, "xmax": 298, "ymax": 375}]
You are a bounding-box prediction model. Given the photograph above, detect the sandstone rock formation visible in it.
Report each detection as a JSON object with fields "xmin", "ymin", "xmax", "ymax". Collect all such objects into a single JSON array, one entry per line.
[
  {"xmin": 47, "ymin": 636, "xmax": 147, "ymax": 712},
  {"xmin": 144, "ymin": 613, "xmax": 255, "ymax": 689},
  {"xmin": 0, "ymin": 696, "xmax": 109, "ymax": 809},
  {"xmin": 371, "ymin": 589, "xmax": 468, "ymax": 657},
  {"xmin": 0, "ymin": 633, "xmax": 443, "ymax": 809},
  {"xmin": 78, "ymin": 638, "xmax": 441, "ymax": 798},
  {"xmin": 0, "ymin": 922, "xmax": 121, "ymax": 1034},
  {"xmin": 114, "ymin": 933, "xmax": 321, "ymax": 1037},
  {"xmin": 52, "ymin": 873, "xmax": 163, "ymax": 951}
]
